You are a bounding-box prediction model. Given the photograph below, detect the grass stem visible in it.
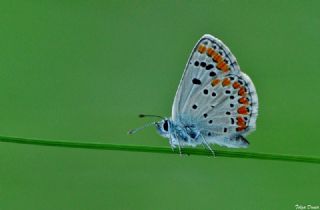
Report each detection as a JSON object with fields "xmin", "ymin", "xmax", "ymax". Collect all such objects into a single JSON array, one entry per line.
[{"xmin": 0, "ymin": 135, "xmax": 319, "ymax": 164}]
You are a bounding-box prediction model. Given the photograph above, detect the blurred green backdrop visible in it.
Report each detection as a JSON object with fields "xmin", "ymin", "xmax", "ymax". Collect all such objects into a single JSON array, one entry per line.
[{"xmin": 0, "ymin": 0, "xmax": 319, "ymax": 209}]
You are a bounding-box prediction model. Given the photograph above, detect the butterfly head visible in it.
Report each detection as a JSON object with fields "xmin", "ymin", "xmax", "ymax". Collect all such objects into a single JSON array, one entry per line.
[
  {"xmin": 155, "ymin": 119, "xmax": 172, "ymax": 138},
  {"xmin": 128, "ymin": 114, "xmax": 172, "ymax": 137}
]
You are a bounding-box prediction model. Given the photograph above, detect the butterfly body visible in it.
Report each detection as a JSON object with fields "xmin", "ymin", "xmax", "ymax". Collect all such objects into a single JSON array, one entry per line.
[
  {"xmin": 131, "ymin": 34, "xmax": 258, "ymax": 151},
  {"xmin": 156, "ymin": 118, "xmax": 201, "ymax": 148},
  {"xmin": 156, "ymin": 114, "xmax": 250, "ymax": 149}
]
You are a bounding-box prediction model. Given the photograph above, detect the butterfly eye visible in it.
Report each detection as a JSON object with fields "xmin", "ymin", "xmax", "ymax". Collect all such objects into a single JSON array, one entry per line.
[{"xmin": 163, "ymin": 120, "xmax": 169, "ymax": 131}]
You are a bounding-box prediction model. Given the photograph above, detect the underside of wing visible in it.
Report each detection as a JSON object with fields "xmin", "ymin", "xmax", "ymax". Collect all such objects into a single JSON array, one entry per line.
[
  {"xmin": 171, "ymin": 34, "xmax": 258, "ymax": 148},
  {"xmin": 198, "ymin": 72, "xmax": 258, "ymax": 148},
  {"xmin": 172, "ymin": 34, "xmax": 241, "ymax": 121}
]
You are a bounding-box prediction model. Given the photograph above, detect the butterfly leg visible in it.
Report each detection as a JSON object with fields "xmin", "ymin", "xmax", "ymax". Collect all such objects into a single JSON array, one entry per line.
[
  {"xmin": 169, "ymin": 138, "xmax": 175, "ymax": 152},
  {"xmin": 170, "ymin": 134, "xmax": 183, "ymax": 156},
  {"xmin": 200, "ymin": 135, "xmax": 215, "ymax": 157},
  {"xmin": 170, "ymin": 145, "xmax": 175, "ymax": 152},
  {"xmin": 200, "ymin": 142, "xmax": 207, "ymax": 150},
  {"xmin": 176, "ymin": 139, "xmax": 182, "ymax": 156}
]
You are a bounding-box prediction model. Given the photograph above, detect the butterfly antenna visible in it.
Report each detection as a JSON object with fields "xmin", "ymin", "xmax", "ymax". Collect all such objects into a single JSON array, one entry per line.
[
  {"xmin": 138, "ymin": 114, "xmax": 165, "ymax": 120},
  {"xmin": 128, "ymin": 121, "xmax": 156, "ymax": 135}
]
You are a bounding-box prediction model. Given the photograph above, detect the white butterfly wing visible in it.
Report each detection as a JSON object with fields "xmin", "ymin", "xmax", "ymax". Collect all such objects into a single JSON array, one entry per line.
[
  {"xmin": 171, "ymin": 34, "xmax": 258, "ymax": 148},
  {"xmin": 172, "ymin": 34, "xmax": 241, "ymax": 120}
]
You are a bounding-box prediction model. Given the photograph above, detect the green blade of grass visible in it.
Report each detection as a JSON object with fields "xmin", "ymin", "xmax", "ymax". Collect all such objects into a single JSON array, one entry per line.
[{"xmin": 0, "ymin": 135, "xmax": 319, "ymax": 164}]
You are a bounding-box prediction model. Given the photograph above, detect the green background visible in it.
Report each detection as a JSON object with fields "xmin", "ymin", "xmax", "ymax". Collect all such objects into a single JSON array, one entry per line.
[{"xmin": 0, "ymin": 0, "xmax": 319, "ymax": 209}]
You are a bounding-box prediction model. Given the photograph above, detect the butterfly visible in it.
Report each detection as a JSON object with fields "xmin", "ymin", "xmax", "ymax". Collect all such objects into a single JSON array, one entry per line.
[{"xmin": 129, "ymin": 34, "xmax": 258, "ymax": 155}]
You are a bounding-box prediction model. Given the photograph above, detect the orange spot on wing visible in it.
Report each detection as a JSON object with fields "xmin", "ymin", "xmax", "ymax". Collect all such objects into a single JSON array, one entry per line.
[
  {"xmin": 220, "ymin": 63, "xmax": 229, "ymax": 72},
  {"xmin": 237, "ymin": 121, "xmax": 246, "ymax": 127},
  {"xmin": 207, "ymin": 48, "xmax": 214, "ymax": 56},
  {"xmin": 238, "ymin": 87, "xmax": 247, "ymax": 96},
  {"xmin": 216, "ymin": 62, "xmax": 229, "ymax": 72},
  {"xmin": 198, "ymin": 45, "xmax": 206, "ymax": 54},
  {"xmin": 222, "ymin": 78, "xmax": 231, "ymax": 86},
  {"xmin": 211, "ymin": 79, "xmax": 221, "ymax": 86},
  {"xmin": 236, "ymin": 116, "xmax": 248, "ymax": 132},
  {"xmin": 237, "ymin": 116, "xmax": 246, "ymax": 127},
  {"xmin": 239, "ymin": 97, "xmax": 249, "ymax": 104},
  {"xmin": 216, "ymin": 62, "xmax": 224, "ymax": 69},
  {"xmin": 237, "ymin": 116, "xmax": 245, "ymax": 123},
  {"xmin": 213, "ymin": 54, "xmax": 223, "ymax": 63},
  {"xmin": 236, "ymin": 126, "xmax": 247, "ymax": 132},
  {"xmin": 210, "ymin": 49, "xmax": 217, "ymax": 56},
  {"xmin": 237, "ymin": 106, "xmax": 249, "ymax": 115},
  {"xmin": 233, "ymin": 82, "xmax": 241, "ymax": 89}
]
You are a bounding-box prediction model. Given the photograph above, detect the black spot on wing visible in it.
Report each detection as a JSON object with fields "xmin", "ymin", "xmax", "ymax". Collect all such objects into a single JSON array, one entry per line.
[
  {"xmin": 192, "ymin": 78, "xmax": 201, "ymax": 85},
  {"xmin": 209, "ymin": 71, "xmax": 216, "ymax": 77},
  {"xmin": 236, "ymin": 135, "xmax": 250, "ymax": 144},
  {"xmin": 205, "ymin": 64, "xmax": 214, "ymax": 70}
]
